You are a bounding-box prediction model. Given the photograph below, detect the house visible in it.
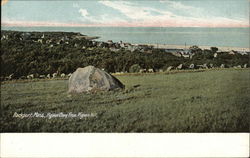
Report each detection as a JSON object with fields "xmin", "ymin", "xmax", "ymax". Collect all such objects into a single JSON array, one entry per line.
[
  {"xmin": 110, "ymin": 47, "xmax": 119, "ymax": 52},
  {"xmin": 182, "ymin": 54, "xmax": 190, "ymax": 58},
  {"xmin": 114, "ymin": 43, "xmax": 120, "ymax": 48},
  {"xmin": 120, "ymin": 43, "xmax": 125, "ymax": 48},
  {"xmin": 148, "ymin": 69, "xmax": 154, "ymax": 73},
  {"xmin": 21, "ymin": 33, "xmax": 31, "ymax": 40},
  {"xmin": 61, "ymin": 36, "xmax": 69, "ymax": 41},
  {"xmin": 127, "ymin": 45, "xmax": 137, "ymax": 52},
  {"xmin": 92, "ymin": 41, "xmax": 97, "ymax": 47},
  {"xmin": 30, "ymin": 36, "xmax": 40, "ymax": 42},
  {"xmin": 179, "ymin": 49, "xmax": 192, "ymax": 58},
  {"xmin": 57, "ymin": 40, "xmax": 64, "ymax": 45},
  {"xmin": 124, "ymin": 43, "xmax": 132, "ymax": 47},
  {"xmin": 46, "ymin": 39, "xmax": 53, "ymax": 44},
  {"xmin": 228, "ymin": 51, "xmax": 235, "ymax": 55},
  {"xmin": 171, "ymin": 52, "xmax": 182, "ymax": 57},
  {"xmin": 165, "ymin": 48, "xmax": 182, "ymax": 53},
  {"xmin": 41, "ymin": 34, "xmax": 45, "ymax": 39},
  {"xmin": 38, "ymin": 39, "xmax": 44, "ymax": 44},
  {"xmin": 213, "ymin": 53, "xmax": 218, "ymax": 58},
  {"xmin": 237, "ymin": 51, "xmax": 248, "ymax": 55},
  {"xmin": 107, "ymin": 40, "xmax": 113, "ymax": 44}
]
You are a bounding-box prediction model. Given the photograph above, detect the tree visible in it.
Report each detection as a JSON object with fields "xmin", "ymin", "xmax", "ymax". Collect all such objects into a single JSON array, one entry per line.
[
  {"xmin": 210, "ymin": 47, "xmax": 218, "ymax": 53},
  {"xmin": 189, "ymin": 45, "xmax": 202, "ymax": 54},
  {"xmin": 129, "ymin": 64, "xmax": 141, "ymax": 73}
]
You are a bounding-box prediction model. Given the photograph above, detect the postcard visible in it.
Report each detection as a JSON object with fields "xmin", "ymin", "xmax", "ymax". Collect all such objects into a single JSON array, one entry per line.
[{"xmin": 1, "ymin": 0, "xmax": 249, "ymax": 157}]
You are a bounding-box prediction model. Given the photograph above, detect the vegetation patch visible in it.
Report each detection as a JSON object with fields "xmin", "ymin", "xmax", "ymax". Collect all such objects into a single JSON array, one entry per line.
[{"xmin": 1, "ymin": 69, "xmax": 249, "ymax": 132}]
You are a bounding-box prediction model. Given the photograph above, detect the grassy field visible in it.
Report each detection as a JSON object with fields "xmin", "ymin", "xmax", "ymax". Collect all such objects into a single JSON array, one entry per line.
[{"xmin": 1, "ymin": 69, "xmax": 249, "ymax": 132}]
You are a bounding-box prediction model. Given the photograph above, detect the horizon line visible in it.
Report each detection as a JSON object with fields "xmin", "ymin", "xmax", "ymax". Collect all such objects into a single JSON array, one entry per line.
[
  {"xmin": 2, "ymin": 20, "xmax": 249, "ymax": 28},
  {"xmin": 2, "ymin": 24, "xmax": 249, "ymax": 28}
]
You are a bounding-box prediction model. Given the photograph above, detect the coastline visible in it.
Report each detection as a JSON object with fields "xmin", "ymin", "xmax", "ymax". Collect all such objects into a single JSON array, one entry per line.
[
  {"xmin": 2, "ymin": 27, "xmax": 249, "ymax": 52},
  {"xmin": 142, "ymin": 43, "xmax": 250, "ymax": 52}
]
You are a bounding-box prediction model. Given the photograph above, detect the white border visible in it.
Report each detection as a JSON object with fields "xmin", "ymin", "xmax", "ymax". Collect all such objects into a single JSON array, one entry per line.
[{"xmin": 0, "ymin": 133, "xmax": 249, "ymax": 157}]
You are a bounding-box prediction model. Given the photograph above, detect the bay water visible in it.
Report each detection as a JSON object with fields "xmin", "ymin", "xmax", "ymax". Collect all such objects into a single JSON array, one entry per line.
[{"xmin": 2, "ymin": 26, "xmax": 249, "ymax": 48}]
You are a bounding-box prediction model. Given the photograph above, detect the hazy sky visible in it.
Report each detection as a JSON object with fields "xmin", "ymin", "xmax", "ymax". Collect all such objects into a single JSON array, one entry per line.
[{"xmin": 1, "ymin": 0, "xmax": 249, "ymax": 27}]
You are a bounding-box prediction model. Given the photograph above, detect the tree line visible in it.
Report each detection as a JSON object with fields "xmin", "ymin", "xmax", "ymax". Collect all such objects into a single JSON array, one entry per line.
[{"xmin": 1, "ymin": 31, "xmax": 249, "ymax": 79}]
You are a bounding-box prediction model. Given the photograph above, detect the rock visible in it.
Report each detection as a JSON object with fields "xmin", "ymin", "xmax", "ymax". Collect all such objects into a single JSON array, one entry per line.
[
  {"xmin": 67, "ymin": 73, "xmax": 72, "ymax": 78},
  {"xmin": 148, "ymin": 68, "xmax": 154, "ymax": 73},
  {"xmin": 68, "ymin": 66, "xmax": 125, "ymax": 93},
  {"xmin": 20, "ymin": 76, "xmax": 26, "ymax": 79},
  {"xmin": 189, "ymin": 64, "xmax": 195, "ymax": 69},
  {"xmin": 61, "ymin": 73, "xmax": 66, "ymax": 78},
  {"xmin": 8, "ymin": 74, "xmax": 14, "ymax": 80},
  {"xmin": 213, "ymin": 53, "xmax": 218, "ymax": 58},
  {"xmin": 177, "ymin": 64, "xmax": 183, "ymax": 70},
  {"xmin": 27, "ymin": 74, "xmax": 34, "ymax": 79},
  {"xmin": 203, "ymin": 63, "xmax": 208, "ymax": 69},
  {"xmin": 139, "ymin": 69, "xmax": 147, "ymax": 73},
  {"xmin": 39, "ymin": 75, "xmax": 46, "ymax": 79},
  {"xmin": 243, "ymin": 64, "xmax": 247, "ymax": 68},
  {"xmin": 166, "ymin": 66, "xmax": 173, "ymax": 71},
  {"xmin": 52, "ymin": 73, "xmax": 57, "ymax": 78},
  {"xmin": 197, "ymin": 65, "xmax": 203, "ymax": 69},
  {"xmin": 220, "ymin": 64, "xmax": 225, "ymax": 68}
]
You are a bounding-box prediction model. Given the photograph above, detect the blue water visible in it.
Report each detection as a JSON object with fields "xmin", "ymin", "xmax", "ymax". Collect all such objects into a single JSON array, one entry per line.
[{"xmin": 2, "ymin": 26, "xmax": 249, "ymax": 48}]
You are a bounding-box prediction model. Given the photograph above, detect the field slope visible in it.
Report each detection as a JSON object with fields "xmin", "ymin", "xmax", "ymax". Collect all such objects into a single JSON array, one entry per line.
[{"xmin": 1, "ymin": 69, "xmax": 249, "ymax": 132}]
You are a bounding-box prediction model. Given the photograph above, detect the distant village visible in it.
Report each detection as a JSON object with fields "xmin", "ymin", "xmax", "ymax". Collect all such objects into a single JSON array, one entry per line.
[
  {"xmin": 1, "ymin": 30, "xmax": 155, "ymax": 53},
  {"xmin": 2, "ymin": 30, "xmax": 249, "ymax": 58},
  {"xmin": 1, "ymin": 30, "xmax": 249, "ymax": 80}
]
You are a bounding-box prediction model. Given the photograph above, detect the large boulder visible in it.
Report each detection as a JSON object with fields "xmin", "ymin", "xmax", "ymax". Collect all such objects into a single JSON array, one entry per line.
[{"xmin": 68, "ymin": 66, "xmax": 125, "ymax": 93}]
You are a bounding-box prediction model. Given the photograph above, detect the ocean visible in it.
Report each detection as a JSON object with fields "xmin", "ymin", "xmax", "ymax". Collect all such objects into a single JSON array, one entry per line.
[{"xmin": 2, "ymin": 26, "xmax": 249, "ymax": 48}]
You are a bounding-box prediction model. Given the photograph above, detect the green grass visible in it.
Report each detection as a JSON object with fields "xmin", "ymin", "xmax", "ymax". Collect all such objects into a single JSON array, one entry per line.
[{"xmin": 1, "ymin": 69, "xmax": 249, "ymax": 132}]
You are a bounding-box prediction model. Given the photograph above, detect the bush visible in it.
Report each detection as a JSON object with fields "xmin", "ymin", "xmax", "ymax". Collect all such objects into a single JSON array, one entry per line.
[{"xmin": 129, "ymin": 64, "xmax": 141, "ymax": 73}]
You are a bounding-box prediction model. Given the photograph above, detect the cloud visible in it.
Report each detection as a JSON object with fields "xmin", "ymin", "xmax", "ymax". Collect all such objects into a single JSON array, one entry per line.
[
  {"xmin": 79, "ymin": 9, "xmax": 89, "ymax": 17},
  {"xmin": 2, "ymin": 0, "xmax": 249, "ymax": 27},
  {"xmin": 78, "ymin": 6, "xmax": 127, "ymax": 24},
  {"xmin": 1, "ymin": 0, "xmax": 9, "ymax": 6},
  {"xmin": 99, "ymin": 1, "xmax": 173, "ymax": 21},
  {"xmin": 160, "ymin": 0, "xmax": 204, "ymax": 17},
  {"xmin": 73, "ymin": 3, "xmax": 80, "ymax": 8},
  {"xmin": 160, "ymin": 0, "xmax": 196, "ymax": 10},
  {"xmin": 97, "ymin": 0, "xmax": 249, "ymax": 27}
]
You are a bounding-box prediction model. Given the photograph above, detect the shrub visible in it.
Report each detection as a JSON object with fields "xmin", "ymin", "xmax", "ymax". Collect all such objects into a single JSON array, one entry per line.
[{"xmin": 129, "ymin": 64, "xmax": 141, "ymax": 73}]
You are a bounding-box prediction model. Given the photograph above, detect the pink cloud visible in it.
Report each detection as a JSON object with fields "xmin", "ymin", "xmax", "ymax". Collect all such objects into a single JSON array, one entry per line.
[{"xmin": 2, "ymin": 19, "xmax": 249, "ymax": 28}]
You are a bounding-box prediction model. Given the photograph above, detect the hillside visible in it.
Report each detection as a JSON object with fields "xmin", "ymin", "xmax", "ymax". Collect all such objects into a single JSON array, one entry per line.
[
  {"xmin": 1, "ymin": 69, "xmax": 249, "ymax": 132},
  {"xmin": 1, "ymin": 30, "xmax": 249, "ymax": 80}
]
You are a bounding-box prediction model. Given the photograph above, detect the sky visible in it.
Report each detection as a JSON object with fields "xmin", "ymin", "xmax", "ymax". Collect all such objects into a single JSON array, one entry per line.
[{"xmin": 1, "ymin": 0, "xmax": 250, "ymax": 27}]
